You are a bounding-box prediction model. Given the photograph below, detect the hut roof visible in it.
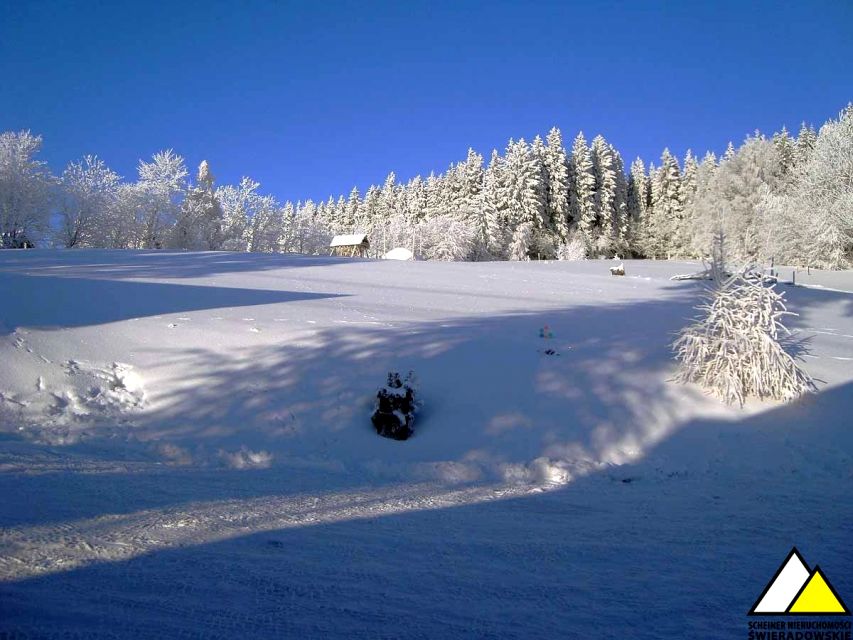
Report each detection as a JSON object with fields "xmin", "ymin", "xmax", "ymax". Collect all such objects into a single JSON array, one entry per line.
[{"xmin": 330, "ymin": 233, "xmax": 369, "ymax": 248}]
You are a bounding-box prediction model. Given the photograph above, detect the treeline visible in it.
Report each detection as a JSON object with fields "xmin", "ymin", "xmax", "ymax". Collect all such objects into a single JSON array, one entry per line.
[{"xmin": 1, "ymin": 105, "xmax": 850, "ymax": 267}]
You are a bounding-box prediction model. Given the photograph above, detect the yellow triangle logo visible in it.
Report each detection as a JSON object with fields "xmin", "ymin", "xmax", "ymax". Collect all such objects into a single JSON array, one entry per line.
[{"xmin": 788, "ymin": 567, "xmax": 850, "ymax": 615}]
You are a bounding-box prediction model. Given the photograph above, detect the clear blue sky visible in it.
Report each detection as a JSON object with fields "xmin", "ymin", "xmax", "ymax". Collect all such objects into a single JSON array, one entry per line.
[{"xmin": 2, "ymin": 0, "xmax": 851, "ymax": 202}]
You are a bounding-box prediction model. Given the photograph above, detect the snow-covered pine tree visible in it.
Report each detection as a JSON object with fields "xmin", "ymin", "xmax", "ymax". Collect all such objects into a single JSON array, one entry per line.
[
  {"xmin": 570, "ymin": 132, "xmax": 596, "ymax": 250},
  {"xmin": 626, "ymin": 157, "xmax": 648, "ymax": 255},
  {"xmin": 359, "ymin": 185, "xmax": 381, "ymax": 251},
  {"xmin": 677, "ymin": 150, "xmax": 699, "ymax": 256},
  {"xmin": 544, "ymin": 127, "xmax": 570, "ymax": 243},
  {"xmin": 333, "ymin": 195, "xmax": 347, "ymax": 232},
  {"xmin": 170, "ymin": 160, "xmax": 224, "ymax": 250},
  {"xmin": 456, "ymin": 148, "xmax": 488, "ymax": 259},
  {"xmin": 509, "ymin": 221, "xmax": 534, "ymax": 261},
  {"xmin": 405, "ymin": 175, "xmax": 427, "ymax": 226},
  {"xmin": 688, "ymin": 151, "xmax": 718, "ymax": 256},
  {"xmin": 343, "ymin": 186, "xmax": 361, "ymax": 233},
  {"xmin": 500, "ymin": 138, "xmax": 546, "ymax": 259},
  {"xmin": 612, "ymin": 148, "xmax": 629, "ymax": 255},
  {"xmin": 795, "ymin": 122, "xmax": 817, "ymax": 166},
  {"xmin": 591, "ymin": 135, "xmax": 617, "ymax": 256},
  {"xmin": 483, "ymin": 149, "xmax": 508, "ymax": 258},
  {"xmin": 530, "ymin": 135, "xmax": 557, "ymax": 257},
  {"xmin": 673, "ymin": 231, "xmax": 815, "ymax": 406},
  {"xmin": 772, "ymin": 126, "xmax": 796, "ymax": 176},
  {"xmin": 647, "ymin": 149, "xmax": 682, "ymax": 258},
  {"xmin": 424, "ymin": 173, "xmax": 443, "ymax": 221}
]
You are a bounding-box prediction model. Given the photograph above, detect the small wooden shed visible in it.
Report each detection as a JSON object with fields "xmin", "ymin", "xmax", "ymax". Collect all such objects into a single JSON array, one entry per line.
[{"xmin": 330, "ymin": 233, "xmax": 370, "ymax": 257}]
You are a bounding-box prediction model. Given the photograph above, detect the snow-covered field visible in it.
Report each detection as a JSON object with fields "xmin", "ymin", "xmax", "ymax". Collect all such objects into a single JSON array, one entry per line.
[{"xmin": 1, "ymin": 250, "xmax": 851, "ymax": 638}]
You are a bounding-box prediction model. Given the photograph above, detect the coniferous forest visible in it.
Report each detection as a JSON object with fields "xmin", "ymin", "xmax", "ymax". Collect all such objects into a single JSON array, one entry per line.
[{"xmin": 1, "ymin": 105, "xmax": 851, "ymax": 268}]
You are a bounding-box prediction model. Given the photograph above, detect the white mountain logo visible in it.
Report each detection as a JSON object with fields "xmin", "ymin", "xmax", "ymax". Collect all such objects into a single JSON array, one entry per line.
[{"xmin": 749, "ymin": 547, "xmax": 849, "ymax": 616}]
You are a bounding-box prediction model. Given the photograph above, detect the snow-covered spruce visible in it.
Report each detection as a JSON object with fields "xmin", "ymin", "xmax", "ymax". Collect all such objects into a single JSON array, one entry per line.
[
  {"xmin": 371, "ymin": 371, "xmax": 418, "ymax": 440},
  {"xmin": 673, "ymin": 239, "xmax": 815, "ymax": 406}
]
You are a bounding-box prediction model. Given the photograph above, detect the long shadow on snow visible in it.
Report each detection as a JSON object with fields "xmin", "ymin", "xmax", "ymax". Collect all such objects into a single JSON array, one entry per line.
[
  {"xmin": 0, "ymin": 249, "xmax": 365, "ymax": 280},
  {"xmin": 0, "ymin": 273, "xmax": 345, "ymax": 334},
  {"xmin": 1, "ymin": 382, "xmax": 850, "ymax": 639}
]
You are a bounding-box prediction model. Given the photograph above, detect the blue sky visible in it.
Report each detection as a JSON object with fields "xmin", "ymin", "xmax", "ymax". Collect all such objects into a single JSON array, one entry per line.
[{"xmin": 1, "ymin": 0, "xmax": 851, "ymax": 202}]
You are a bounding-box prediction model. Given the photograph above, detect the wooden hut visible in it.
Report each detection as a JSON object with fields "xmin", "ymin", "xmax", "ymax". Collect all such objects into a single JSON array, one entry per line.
[{"xmin": 329, "ymin": 233, "xmax": 370, "ymax": 257}]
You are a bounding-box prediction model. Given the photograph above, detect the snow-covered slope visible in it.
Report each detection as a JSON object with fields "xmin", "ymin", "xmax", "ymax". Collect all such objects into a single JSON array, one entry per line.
[{"xmin": 1, "ymin": 250, "xmax": 851, "ymax": 638}]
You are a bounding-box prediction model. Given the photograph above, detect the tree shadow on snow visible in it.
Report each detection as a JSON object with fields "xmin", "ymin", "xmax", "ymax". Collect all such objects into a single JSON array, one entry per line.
[{"xmin": 3, "ymin": 272, "xmax": 848, "ymax": 530}]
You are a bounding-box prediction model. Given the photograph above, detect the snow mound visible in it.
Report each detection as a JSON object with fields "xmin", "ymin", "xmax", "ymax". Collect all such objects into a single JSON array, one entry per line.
[
  {"xmin": 383, "ymin": 247, "xmax": 414, "ymax": 260},
  {"xmin": 219, "ymin": 446, "xmax": 274, "ymax": 470}
]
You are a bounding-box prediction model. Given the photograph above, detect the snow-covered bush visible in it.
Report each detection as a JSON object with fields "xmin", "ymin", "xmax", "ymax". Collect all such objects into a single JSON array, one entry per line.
[
  {"xmin": 371, "ymin": 371, "xmax": 418, "ymax": 440},
  {"xmin": 557, "ymin": 234, "xmax": 587, "ymax": 260},
  {"xmin": 673, "ymin": 234, "xmax": 815, "ymax": 406}
]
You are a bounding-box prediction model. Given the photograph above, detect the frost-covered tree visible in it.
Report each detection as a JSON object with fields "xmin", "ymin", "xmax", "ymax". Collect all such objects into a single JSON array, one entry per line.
[
  {"xmin": 216, "ymin": 177, "xmax": 279, "ymax": 251},
  {"xmin": 693, "ymin": 135, "xmax": 783, "ymax": 263},
  {"xmin": 57, "ymin": 155, "xmax": 120, "ymax": 248},
  {"xmin": 88, "ymin": 184, "xmax": 139, "ymax": 249},
  {"xmin": 0, "ymin": 130, "xmax": 55, "ymax": 247},
  {"xmin": 417, "ymin": 215, "xmax": 476, "ymax": 261},
  {"xmin": 136, "ymin": 150, "xmax": 187, "ymax": 249},
  {"xmin": 762, "ymin": 106, "xmax": 853, "ymax": 268},
  {"xmin": 244, "ymin": 188, "xmax": 281, "ymax": 253},
  {"xmin": 674, "ymin": 232, "xmax": 815, "ymax": 406}
]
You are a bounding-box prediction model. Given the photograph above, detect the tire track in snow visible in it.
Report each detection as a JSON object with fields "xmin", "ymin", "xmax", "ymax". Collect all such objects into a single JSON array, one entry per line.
[{"xmin": 0, "ymin": 482, "xmax": 541, "ymax": 582}]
